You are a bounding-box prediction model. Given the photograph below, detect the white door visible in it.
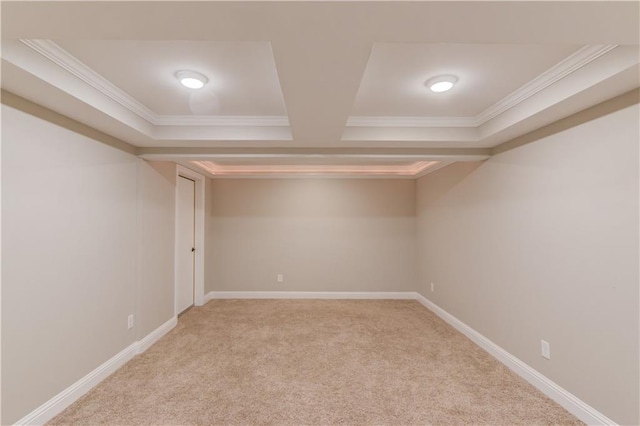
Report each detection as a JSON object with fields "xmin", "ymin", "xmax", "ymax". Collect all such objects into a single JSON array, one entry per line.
[{"xmin": 176, "ymin": 175, "xmax": 195, "ymax": 315}]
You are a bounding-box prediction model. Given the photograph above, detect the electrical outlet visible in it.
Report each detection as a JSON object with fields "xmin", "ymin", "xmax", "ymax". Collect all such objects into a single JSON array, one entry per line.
[
  {"xmin": 128, "ymin": 314, "xmax": 134, "ymax": 330},
  {"xmin": 277, "ymin": 274, "xmax": 284, "ymax": 283},
  {"xmin": 541, "ymin": 339, "xmax": 550, "ymax": 359},
  {"xmin": 430, "ymin": 282, "xmax": 434, "ymax": 292}
]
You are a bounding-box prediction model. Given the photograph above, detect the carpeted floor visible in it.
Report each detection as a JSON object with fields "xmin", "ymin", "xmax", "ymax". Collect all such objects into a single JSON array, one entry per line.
[{"xmin": 49, "ymin": 300, "xmax": 582, "ymax": 425}]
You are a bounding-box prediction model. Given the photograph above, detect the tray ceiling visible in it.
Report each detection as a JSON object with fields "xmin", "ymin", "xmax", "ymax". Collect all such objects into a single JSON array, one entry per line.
[
  {"xmin": 351, "ymin": 43, "xmax": 582, "ymax": 118},
  {"xmin": 1, "ymin": 1, "xmax": 638, "ymax": 178},
  {"xmin": 56, "ymin": 40, "xmax": 287, "ymax": 117}
]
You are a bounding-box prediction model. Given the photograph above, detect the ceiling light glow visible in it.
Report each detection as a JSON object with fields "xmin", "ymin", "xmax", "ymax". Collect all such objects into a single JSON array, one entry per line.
[
  {"xmin": 176, "ymin": 70, "xmax": 208, "ymax": 89},
  {"xmin": 190, "ymin": 160, "xmax": 440, "ymax": 176},
  {"xmin": 426, "ymin": 75, "xmax": 458, "ymax": 93}
]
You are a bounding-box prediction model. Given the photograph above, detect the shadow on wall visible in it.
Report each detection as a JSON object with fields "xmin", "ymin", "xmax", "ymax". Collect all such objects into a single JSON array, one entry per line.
[
  {"xmin": 417, "ymin": 161, "xmax": 485, "ymax": 206},
  {"xmin": 146, "ymin": 161, "xmax": 176, "ymax": 185}
]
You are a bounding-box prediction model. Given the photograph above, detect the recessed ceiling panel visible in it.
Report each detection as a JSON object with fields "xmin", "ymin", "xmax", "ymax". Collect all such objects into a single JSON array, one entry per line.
[
  {"xmin": 190, "ymin": 160, "xmax": 440, "ymax": 177},
  {"xmin": 2, "ymin": 0, "xmax": 636, "ymax": 156},
  {"xmin": 351, "ymin": 43, "xmax": 581, "ymax": 117},
  {"xmin": 55, "ymin": 40, "xmax": 287, "ymax": 116}
]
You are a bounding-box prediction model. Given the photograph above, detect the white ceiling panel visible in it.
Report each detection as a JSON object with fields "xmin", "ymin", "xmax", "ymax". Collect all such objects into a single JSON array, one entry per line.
[
  {"xmin": 55, "ymin": 40, "xmax": 287, "ymax": 117},
  {"xmin": 352, "ymin": 43, "xmax": 581, "ymax": 117}
]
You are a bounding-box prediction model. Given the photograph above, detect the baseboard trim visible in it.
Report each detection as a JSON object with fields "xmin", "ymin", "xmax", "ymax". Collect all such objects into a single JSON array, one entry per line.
[
  {"xmin": 13, "ymin": 343, "xmax": 138, "ymax": 426},
  {"xmin": 206, "ymin": 291, "xmax": 416, "ymax": 300},
  {"xmin": 202, "ymin": 291, "xmax": 215, "ymax": 304},
  {"xmin": 14, "ymin": 316, "xmax": 178, "ymax": 426},
  {"xmin": 137, "ymin": 316, "xmax": 178, "ymax": 354},
  {"xmin": 413, "ymin": 293, "xmax": 617, "ymax": 426},
  {"xmin": 15, "ymin": 295, "xmax": 616, "ymax": 425}
]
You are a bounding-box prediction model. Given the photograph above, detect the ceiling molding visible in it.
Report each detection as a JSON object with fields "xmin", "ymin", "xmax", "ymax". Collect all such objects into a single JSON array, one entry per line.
[
  {"xmin": 189, "ymin": 160, "xmax": 443, "ymax": 178},
  {"xmin": 347, "ymin": 116, "xmax": 475, "ymax": 128},
  {"xmin": 413, "ymin": 160, "xmax": 454, "ymax": 178},
  {"xmin": 474, "ymin": 44, "xmax": 618, "ymax": 125},
  {"xmin": 347, "ymin": 44, "xmax": 618, "ymax": 129},
  {"xmin": 154, "ymin": 115, "xmax": 289, "ymax": 127},
  {"xmin": 19, "ymin": 39, "xmax": 290, "ymax": 128},
  {"xmin": 491, "ymin": 87, "xmax": 640, "ymax": 155},
  {"xmin": 409, "ymin": 161, "xmax": 441, "ymax": 175},
  {"xmin": 19, "ymin": 39, "xmax": 159, "ymax": 124},
  {"xmin": 137, "ymin": 146, "xmax": 492, "ymax": 161}
]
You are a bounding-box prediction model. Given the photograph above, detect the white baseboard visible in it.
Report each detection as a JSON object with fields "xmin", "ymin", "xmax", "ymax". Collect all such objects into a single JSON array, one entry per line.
[
  {"xmin": 15, "ymin": 295, "xmax": 616, "ymax": 426},
  {"xmin": 413, "ymin": 293, "xmax": 617, "ymax": 426},
  {"xmin": 137, "ymin": 317, "xmax": 177, "ymax": 354},
  {"xmin": 15, "ymin": 316, "xmax": 178, "ymax": 426},
  {"xmin": 206, "ymin": 291, "xmax": 416, "ymax": 300},
  {"xmin": 202, "ymin": 291, "xmax": 215, "ymax": 304},
  {"xmin": 14, "ymin": 343, "xmax": 138, "ymax": 426}
]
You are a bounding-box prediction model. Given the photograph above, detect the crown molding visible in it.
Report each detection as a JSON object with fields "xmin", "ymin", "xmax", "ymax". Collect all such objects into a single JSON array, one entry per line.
[
  {"xmin": 189, "ymin": 160, "xmax": 445, "ymax": 177},
  {"xmin": 19, "ymin": 39, "xmax": 290, "ymax": 128},
  {"xmin": 347, "ymin": 116, "xmax": 475, "ymax": 128},
  {"xmin": 154, "ymin": 115, "xmax": 289, "ymax": 127},
  {"xmin": 413, "ymin": 160, "xmax": 453, "ymax": 178},
  {"xmin": 20, "ymin": 39, "xmax": 158, "ymax": 123},
  {"xmin": 347, "ymin": 44, "xmax": 618, "ymax": 129},
  {"xmin": 137, "ymin": 146, "xmax": 492, "ymax": 161},
  {"xmin": 474, "ymin": 44, "xmax": 618, "ymax": 125}
]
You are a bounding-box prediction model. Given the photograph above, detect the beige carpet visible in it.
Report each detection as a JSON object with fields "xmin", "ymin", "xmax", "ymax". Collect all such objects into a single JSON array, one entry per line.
[{"xmin": 49, "ymin": 300, "xmax": 582, "ymax": 425}]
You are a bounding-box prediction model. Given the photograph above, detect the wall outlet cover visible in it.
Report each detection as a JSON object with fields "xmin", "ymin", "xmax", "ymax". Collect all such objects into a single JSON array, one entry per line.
[{"xmin": 541, "ymin": 339, "xmax": 551, "ymax": 359}]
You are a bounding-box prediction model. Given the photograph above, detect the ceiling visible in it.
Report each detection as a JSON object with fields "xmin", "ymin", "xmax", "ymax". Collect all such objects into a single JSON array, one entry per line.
[{"xmin": 1, "ymin": 1, "xmax": 638, "ymax": 178}]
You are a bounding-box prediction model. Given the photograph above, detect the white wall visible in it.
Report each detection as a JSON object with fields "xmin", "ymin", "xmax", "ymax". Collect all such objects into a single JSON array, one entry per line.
[
  {"xmin": 1, "ymin": 105, "xmax": 176, "ymax": 424},
  {"xmin": 416, "ymin": 104, "xmax": 639, "ymax": 425},
  {"xmin": 205, "ymin": 178, "xmax": 417, "ymax": 293}
]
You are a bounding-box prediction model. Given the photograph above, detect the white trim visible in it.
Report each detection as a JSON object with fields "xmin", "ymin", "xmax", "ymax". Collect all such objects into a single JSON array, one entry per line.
[
  {"xmin": 14, "ymin": 317, "xmax": 177, "ymax": 426},
  {"xmin": 154, "ymin": 115, "xmax": 289, "ymax": 127},
  {"xmin": 136, "ymin": 317, "xmax": 178, "ymax": 354},
  {"xmin": 19, "ymin": 39, "xmax": 158, "ymax": 124},
  {"xmin": 347, "ymin": 44, "xmax": 618, "ymax": 130},
  {"xmin": 347, "ymin": 116, "xmax": 476, "ymax": 128},
  {"xmin": 475, "ymin": 44, "xmax": 617, "ymax": 125},
  {"xmin": 206, "ymin": 291, "xmax": 416, "ymax": 300},
  {"xmin": 175, "ymin": 165, "xmax": 206, "ymax": 310},
  {"xmin": 413, "ymin": 160, "xmax": 454, "ymax": 178},
  {"xmin": 143, "ymin": 153, "xmax": 491, "ymax": 162},
  {"xmin": 18, "ymin": 39, "xmax": 289, "ymax": 128},
  {"xmin": 202, "ymin": 291, "xmax": 215, "ymax": 304},
  {"xmin": 413, "ymin": 293, "xmax": 617, "ymax": 426}
]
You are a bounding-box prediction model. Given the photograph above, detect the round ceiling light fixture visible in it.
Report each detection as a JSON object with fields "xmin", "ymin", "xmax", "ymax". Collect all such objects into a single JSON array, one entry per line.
[
  {"xmin": 425, "ymin": 75, "xmax": 458, "ymax": 93},
  {"xmin": 176, "ymin": 70, "xmax": 208, "ymax": 89}
]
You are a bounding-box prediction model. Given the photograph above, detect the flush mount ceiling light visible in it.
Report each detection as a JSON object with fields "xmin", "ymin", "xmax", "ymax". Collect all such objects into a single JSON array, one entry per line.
[
  {"xmin": 175, "ymin": 70, "xmax": 208, "ymax": 89},
  {"xmin": 425, "ymin": 75, "xmax": 458, "ymax": 93}
]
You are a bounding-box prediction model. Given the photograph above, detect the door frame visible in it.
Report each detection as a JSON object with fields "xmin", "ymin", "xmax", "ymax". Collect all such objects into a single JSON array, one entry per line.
[{"xmin": 174, "ymin": 165, "xmax": 205, "ymax": 315}]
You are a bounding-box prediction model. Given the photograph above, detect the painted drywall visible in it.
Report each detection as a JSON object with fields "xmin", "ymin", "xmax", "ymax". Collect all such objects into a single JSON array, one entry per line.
[
  {"xmin": 205, "ymin": 178, "xmax": 417, "ymax": 293},
  {"xmin": 1, "ymin": 105, "xmax": 176, "ymax": 424},
  {"xmin": 416, "ymin": 104, "xmax": 639, "ymax": 425},
  {"xmin": 136, "ymin": 160, "xmax": 176, "ymax": 338}
]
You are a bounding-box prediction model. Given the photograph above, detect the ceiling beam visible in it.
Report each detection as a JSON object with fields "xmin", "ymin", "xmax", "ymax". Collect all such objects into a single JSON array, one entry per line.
[{"xmin": 137, "ymin": 146, "xmax": 491, "ymax": 162}]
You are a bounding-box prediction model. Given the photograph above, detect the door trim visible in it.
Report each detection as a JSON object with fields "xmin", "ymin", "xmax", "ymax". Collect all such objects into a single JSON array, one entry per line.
[{"xmin": 174, "ymin": 165, "xmax": 205, "ymax": 315}]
